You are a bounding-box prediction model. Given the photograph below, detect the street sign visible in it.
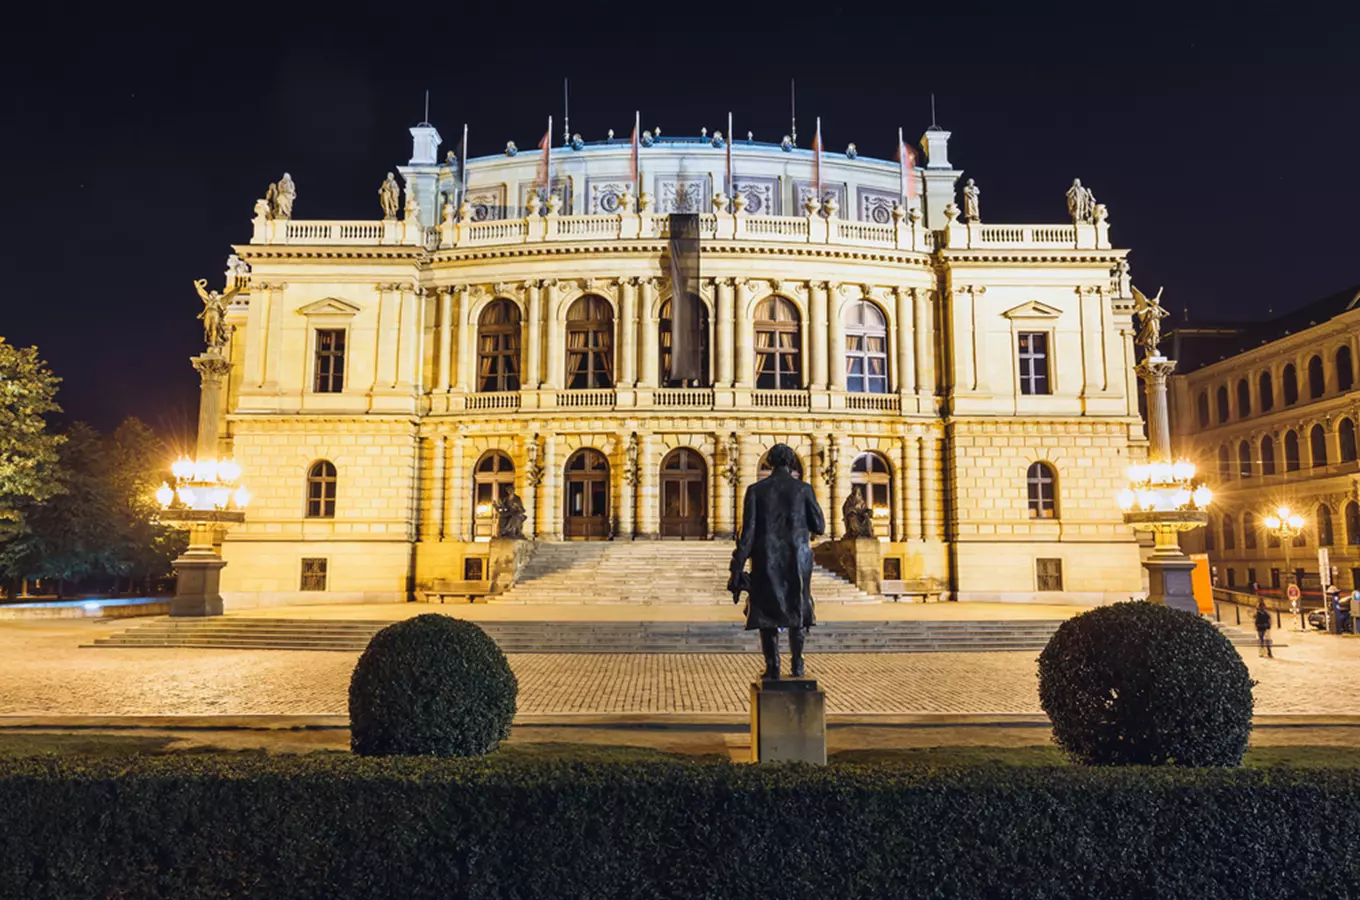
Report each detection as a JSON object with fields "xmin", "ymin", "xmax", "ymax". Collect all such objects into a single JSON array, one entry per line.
[
  {"xmin": 1319, "ymin": 548, "xmax": 1332, "ymax": 588},
  {"xmin": 1287, "ymin": 583, "xmax": 1301, "ymax": 601}
]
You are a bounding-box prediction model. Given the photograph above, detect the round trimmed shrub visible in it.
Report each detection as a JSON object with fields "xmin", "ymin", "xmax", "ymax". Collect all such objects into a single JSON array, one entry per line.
[
  {"xmin": 1038, "ymin": 600, "xmax": 1254, "ymax": 766},
  {"xmin": 349, "ymin": 614, "xmax": 517, "ymax": 757}
]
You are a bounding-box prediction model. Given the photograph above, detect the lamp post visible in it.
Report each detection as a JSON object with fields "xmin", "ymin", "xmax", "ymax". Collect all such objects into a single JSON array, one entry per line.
[{"xmin": 1264, "ymin": 506, "xmax": 1306, "ymax": 628}]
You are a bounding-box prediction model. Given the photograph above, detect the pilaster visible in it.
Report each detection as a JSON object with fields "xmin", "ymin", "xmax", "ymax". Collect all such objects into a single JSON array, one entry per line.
[
  {"xmin": 620, "ymin": 277, "xmax": 639, "ymax": 387},
  {"xmin": 432, "ymin": 435, "xmax": 447, "ymax": 540},
  {"xmin": 828, "ymin": 284, "xmax": 848, "ymax": 393},
  {"xmin": 449, "ymin": 432, "xmax": 467, "ymax": 541},
  {"xmin": 735, "ymin": 280, "xmax": 755, "ymax": 390},
  {"xmin": 811, "ymin": 434, "xmax": 831, "ymax": 531},
  {"xmin": 453, "ymin": 284, "xmax": 472, "ymax": 392},
  {"xmin": 810, "ymin": 281, "xmax": 829, "ymax": 389},
  {"xmin": 714, "ymin": 431, "xmax": 736, "ymax": 538},
  {"xmin": 639, "ymin": 278, "xmax": 659, "ymax": 389},
  {"xmin": 921, "ymin": 431, "xmax": 940, "ymax": 541},
  {"xmin": 895, "ymin": 286, "xmax": 916, "ymax": 395},
  {"xmin": 543, "ymin": 433, "xmax": 562, "ymax": 540},
  {"xmin": 638, "ymin": 432, "xmax": 659, "ymax": 537},
  {"xmin": 544, "ymin": 280, "xmax": 564, "ymax": 389},
  {"xmin": 436, "ymin": 289, "xmax": 453, "ymax": 392},
  {"xmin": 716, "ymin": 278, "xmax": 735, "ymax": 387},
  {"xmin": 525, "ymin": 279, "xmax": 543, "ymax": 388},
  {"xmin": 620, "ymin": 431, "xmax": 639, "ymax": 538}
]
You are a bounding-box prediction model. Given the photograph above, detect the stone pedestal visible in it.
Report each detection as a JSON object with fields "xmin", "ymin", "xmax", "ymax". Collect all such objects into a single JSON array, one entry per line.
[
  {"xmin": 1144, "ymin": 556, "xmax": 1197, "ymax": 615},
  {"xmin": 812, "ymin": 537, "xmax": 882, "ymax": 595},
  {"xmin": 170, "ymin": 549, "xmax": 227, "ymax": 617},
  {"xmin": 750, "ymin": 679, "xmax": 826, "ymax": 765},
  {"xmin": 488, "ymin": 538, "xmax": 535, "ymax": 594}
]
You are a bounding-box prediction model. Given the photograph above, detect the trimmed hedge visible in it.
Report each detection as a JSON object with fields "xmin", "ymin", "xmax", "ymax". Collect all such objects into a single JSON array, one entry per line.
[
  {"xmin": 3, "ymin": 755, "xmax": 1360, "ymax": 899},
  {"xmin": 1039, "ymin": 600, "xmax": 1255, "ymax": 766},
  {"xmin": 349, "ymin": 614, "xmax": 517, "ymax": 757}
]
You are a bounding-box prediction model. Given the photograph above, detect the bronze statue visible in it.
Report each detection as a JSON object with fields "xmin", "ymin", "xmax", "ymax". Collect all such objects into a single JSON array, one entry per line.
[
  {"xmin": 194, "ymin": 278, "xmax": 241, "ymax": 353},
  {"xmin": 1132, "ymin": 284, "xmax": 1169, "ymax": 357},
  {"xmin": 842, "ymin": 490, "xmax": 875, "ymax": 539},
  {"xmin": 729, "ymin": 443, "xmax": 826, "ymax": 679},
  {"xmin": 494, "ymin": 487, "xmax": 527, "ymax": 539}
]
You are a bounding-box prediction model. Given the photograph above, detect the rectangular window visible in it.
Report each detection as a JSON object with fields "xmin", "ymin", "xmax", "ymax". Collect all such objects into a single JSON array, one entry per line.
[
  {"xmin": 314, "ymin": 329, "xmax": 346, "ymax": 393},
  {"xmin": 300, "ymin": 558, "xmax": 328, "ymax": 592},
  {"xmin": 1271, "ymin": 569, "xmax": 1281, "ymax": 589},
  {"xmin": 464, "ymin": 558, "xmax": 485, "ymax": 581},
  {"xmin": 1247, "ymin": 567, "xmax": 1257, "ymax": 587},
  {"xmin": 883, "ymin": 557, "xmax": 902, "ymax": 581},
  {"xmin": 1036, "ymin": 558, "xmax": 1063, "ymax": 592},
  {"xmin": 1018, "ymin": 332, "xmax": 1051, "ymax": 396},
  {"xmin": 1227, "ymin": 568, "xmax": 1237, "ymax": 588}
]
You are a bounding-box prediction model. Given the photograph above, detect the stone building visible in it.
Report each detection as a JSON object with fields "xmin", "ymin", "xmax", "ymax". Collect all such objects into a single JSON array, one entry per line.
[
  {"xmin": 213, "ymin": 117, "xmax": 1146, "ymax": 609},
  {"xmin": 1171, "ymin": 285, "xmax": 1360, "ymax": 592}
]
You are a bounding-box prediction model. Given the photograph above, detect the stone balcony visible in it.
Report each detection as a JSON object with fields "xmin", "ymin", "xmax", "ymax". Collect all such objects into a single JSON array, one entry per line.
[{"xmin": 249, "ymin": 208, "xmax": 1112, "ymax": 254}]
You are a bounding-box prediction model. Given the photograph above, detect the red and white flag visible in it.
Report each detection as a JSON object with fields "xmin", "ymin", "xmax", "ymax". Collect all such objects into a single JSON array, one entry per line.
[
  {"xmin": 536, "ymin": 115, "xmax": 552, "ymax": 193},
  {"xmin": 898, "ymin": 127, "xmax": 917, "ymax": 201},
  {"xmin": 812, "ymin": 117, "xmax": 823, "ymax": 201},
  {"xmin": 629, "ymin": 110, "xmax": 640, "ymax": 190}
]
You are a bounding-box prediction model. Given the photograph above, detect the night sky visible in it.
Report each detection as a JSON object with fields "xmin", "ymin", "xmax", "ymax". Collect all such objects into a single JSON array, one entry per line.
[{"xmin": 4, "ymin": 3, "xmax": 1355, "ymax": 436}]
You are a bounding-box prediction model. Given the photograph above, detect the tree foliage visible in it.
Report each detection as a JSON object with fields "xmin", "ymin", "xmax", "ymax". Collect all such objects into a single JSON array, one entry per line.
[{"xmin": 0, "ymin": 337, "xmax": 63, "ymax": 535}]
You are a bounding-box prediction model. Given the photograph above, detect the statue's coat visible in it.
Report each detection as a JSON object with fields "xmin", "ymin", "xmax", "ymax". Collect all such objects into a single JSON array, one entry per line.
[{"xmin": 730, "ymin": 469, "xmax": 826, "ymax": 630}]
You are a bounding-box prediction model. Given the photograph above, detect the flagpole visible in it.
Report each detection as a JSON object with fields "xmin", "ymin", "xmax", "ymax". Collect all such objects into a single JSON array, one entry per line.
[
  {"xmin": 898, "ymin": 126, "xmax": 906, "ymax": 205},
  {"xmin": 726, "ymin": 111, "xmax": 733, "ymax": 196},
  {"xmin": 460, "ymin": 123, "xmax": 469, "ymax": 206},
  {"xmin": 563, "ymin": 78, "xmax": 570, "ymax": 145},
  {"xmin": 790, "ymin": 78, "xmax": 797, "ymax": 147},
  {"xmin": 814, "ymin": 116, "xmax": 822, "ymax": 201}
]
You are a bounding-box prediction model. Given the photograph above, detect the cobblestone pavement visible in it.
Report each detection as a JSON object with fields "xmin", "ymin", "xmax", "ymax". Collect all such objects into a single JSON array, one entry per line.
[{"xmin": 0, "ymin": 620, "xmax": 1355, "ymax": 717}]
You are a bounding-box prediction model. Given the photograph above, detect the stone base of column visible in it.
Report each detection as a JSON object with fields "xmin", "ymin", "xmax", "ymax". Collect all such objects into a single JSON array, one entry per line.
[
  {"xmin": 1144, "ymin": 556, "xmax": 1199, "ymax": 615},
  {"xmin": 170, "ymin": 550, "xmax": 228, "ymax": 617}
]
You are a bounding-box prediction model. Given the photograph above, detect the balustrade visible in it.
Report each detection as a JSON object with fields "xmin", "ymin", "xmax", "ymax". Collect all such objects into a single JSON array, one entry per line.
[
  {"xmin": 464, "ymin": 392, "xmax": 520, "ymax": 411},
  {"xmin": 654, "ymin": 388, "xmax": 715, "ymax": 409},
  {"xmin": 554, "ymin": 389, "xmax": 616, "ymax": 409},
  {"xmin": 752, "ymin": 389, "xmax": 811, "ymax": 410},
  {"xmin": 844, "ymin": 393, "xmax": 901, "ymax": 413}
]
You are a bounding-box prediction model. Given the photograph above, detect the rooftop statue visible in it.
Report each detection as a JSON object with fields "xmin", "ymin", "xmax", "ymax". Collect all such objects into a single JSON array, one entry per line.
[
  {"xmin": 842, "ymin": 490, "xmax": 875, "ymax": 539},
  {"xmin": 379, "ymin": 173, "xmax": 400, "ymax": 219},
  {"xmin": 1066, "ymin": 178, "xmax": 1095, "ymax": 224},
  {"xmin": 729, "ymin": 443, "xmax": 826, "ymax": 680},
  {"xmin": 194, "ymin": 278, "xmax": 241, "ymax": 353},
  {"xmin": 271, "ymin": 173, "xmax": 296, "ymax": 219},
  {"xmin": 963, "ymin": 178, "xmax": 981, "ymax": 222},
  {"xmin": 1132, "ymin": 284, "xmax": 1169, "ymax": 357}
]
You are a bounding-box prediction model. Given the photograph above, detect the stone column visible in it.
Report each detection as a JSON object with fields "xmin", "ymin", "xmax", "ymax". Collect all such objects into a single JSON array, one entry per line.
[
  {"xmin": 192, "ymin": 353, "xmax": 232, "ymax": 458},
  {"xmin": 914, "ymin": 288, "xmax": 933, "ymax": 397},
  {"xmin": 735, "ymin": 280, "xmax": 755, "ymax": 388},
  {"xmin": 436, "ymin": 289, "xmax": 453, "ymax": 392},
  {"xmin": 619, "ymin": 277, "xmax": 639, "ymax": 387},
  {"xmin": 895, "ymin": 287, "xmax": 916, "ymax": 394},
  {"xmin": 449, "ymin": 432, "xmax": 467, "ymax": 541},
  {"xmin": 545, "ymin": 280, "xmax": 564, "ymax": 389},
  {"xmin": 542, "ymin": 433, "xmax": 561, "ymax": 539},
  {"xmin": 714, "ymin": 433, "xmax": 734, "ymax": 538},
  {"xmin": 635, "ymin": 433, "xmax": 658, "ymax": 537},
  {"xmin": 1137, "ymin": 358, "xmax": 1177, "ymax": 461},
  {"xmin": 921, "ymin": 431, "xmax": 940, "ymax": 541},
  {"xmin": 809, "ymin": 281, "xmax": 829, "ymax": 389},
  {"xmin": 828, "ymin": 285, "xmax": 849, "ymax": 392},
  {"xmin": 736, "ymin": 433, "xmax": 758, "ymax": 534},
  {"xmin": 525, "ymin": 280, "xmax": 543, "ymax": 388},
  {"xmin": 811, "ymin": 434, "xmax": 831, "ymax": 528},
  {"xmin": 831, "ymin": 437, "xmax": 851, "ymax": 539},
  {"xmin": 639, "ymin": 279, "xmax": 659, "ymax": 388},
  {"xmin": 716, "ymin": 278, "xmax": 735, "ymax": 386},
  {"xmin": 453, "ymin": 285, "xmax": 472, "ymax": 392},
  {"xmin": 619, "ymin": 434, "xmax": 638, "ymax": 539},
  {"xmin": 522, "ymin": 434, "xmax": 540, "ymax": 540},
  {"xmin": 432, "ymin": 435, "xmax": 447, "ymax": 540}
]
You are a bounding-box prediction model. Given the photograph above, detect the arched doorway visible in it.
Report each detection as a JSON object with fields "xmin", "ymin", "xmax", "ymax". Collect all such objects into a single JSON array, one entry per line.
[
  {"xmin": 473, "ymin": 451, "xmax": 515, "ymax": 540},
  {"xmin": 660, "ymin": 448, "xmax": 708, "ymax": 538},
  {"xmin": 564, "ymin": 449, "xmax": 610, "ymax": 539},
  {"xmin": 851, "ymin": 452, "xmax": 892, "ymax": 538}
]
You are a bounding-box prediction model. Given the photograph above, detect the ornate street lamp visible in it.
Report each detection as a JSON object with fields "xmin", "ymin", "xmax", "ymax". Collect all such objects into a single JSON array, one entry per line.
[
  {"xmin": 1118, "ymin": 284, "xmax": 1213, "ymax": 613},
  {"xmin": 1263, "ymin": 506, "xmax": 1307, "ymax": 628}
]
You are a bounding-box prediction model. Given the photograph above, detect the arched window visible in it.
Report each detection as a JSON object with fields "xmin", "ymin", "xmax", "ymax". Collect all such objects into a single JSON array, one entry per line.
[
  {"xmin": 1259, "ymin": 371, "xmax": 1274, "ymax": 412},
  {"xmin": 1311, "ymin": 424, "xmax": 1328, "ymax": 468},
  {"xmin": 1217, "ymin": 445, "xmax": 1232, "ymax": 478},
  {"xmin": 1222, "ymin": 514, "xmax": 1236, "ymax": 550},
  {"xmin": 1237, "ymin": 379, "xmax": 1251, "ymax": 417},
  {"xmin": 1341, "ymin": 418, "xmax": 1358, "ymax": 463},
  {"xmin": 1338, "ymin": 346, "xmax": 1355, "ymax": 392},
  {"xmin": 1284, "ymin": 430, "xmax": 1300, "ymax": 472},
  {"xmin": 1347, "ymin": 501, "xmax": 1360, "ymax": 545},
  {"xmin": 1243, "ymin": 511, "xmax": 1258, "ymax": 550},
  {"xmin": 1238, "ymin": 440, "xmax": 1253, "ymax": 478},
  {"xmin": 659, "ymin": 297, "xmax": 711, "ymax": 386},
  {"xmin": 1283, "ymin": 364, "xmax": 1299, "ymax": 405},
  {"xmin": 758, "ymin": 449, "xmax": 804, "ymax": 480},
  {"xmin": 851, "ymin": 452, "xmax": 893, "ymax": 536},
  {"xmin": 1027, "ymin": 462, "xmax": 1058, "ymax": 519},
  {"xmin": 306, "ymin": 460, "xmax": 337, "ymax": 518},
  {"xmin": 565, "ymin": 295, "xmax": 614, "ymax": 389},
  {"xmin": 1267, "ymin": 525, "xmax": 1281, "ymax": 549},
  {"xmin": 1196, "ymin": 392, "xmax": 1210, "ymax": 428},
  {"xmin": 1318, "ymin": 505, "xmax": 1335, "ymax": 547},
  {"xmin": 1260, "ymin": 435, "xmax": 1276, "ymax": 476},
  {"xmin": 1204, "ymin": 518, "xmax": 1216, "ymax": 551},
  {"xmin": 477, "ymin": 300, "xmax": 521, "ymax": 392},
  {"xmin": 844, "ymin": 300, "xmax": 889, "ymax": 394},
  {"xmin": 472, "ymin": 451, "xmax": 516, "ymax": 512},
  {"xmin": 754, "ymin": 296, "xmax": 802, "ymax": 390},
  {"xmin": 1216, "ymin": 385, "xmax": 1230, "ymax": 423},
  {"xmin": 1308, "ymin": 354, "xmax": 1325, "ymax": 399}
]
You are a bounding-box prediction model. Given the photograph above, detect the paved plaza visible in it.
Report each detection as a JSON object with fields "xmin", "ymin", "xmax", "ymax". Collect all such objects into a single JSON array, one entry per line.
[{"xmin": 0, "ymin": 613, "xmax": 1355, "ymax": 719}]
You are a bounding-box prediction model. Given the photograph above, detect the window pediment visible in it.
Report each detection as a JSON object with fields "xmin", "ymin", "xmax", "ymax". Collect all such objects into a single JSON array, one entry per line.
[
  {"xmin": 1002, "ymin": 300, "xmax": 1064, "ymax": 320},
  {"xmin": 297, "ymin": 298, "xmax": 362, "ymax": 317}
]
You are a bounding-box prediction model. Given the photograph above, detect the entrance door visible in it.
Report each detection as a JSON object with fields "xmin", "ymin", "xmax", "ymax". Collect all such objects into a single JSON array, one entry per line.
[
  {"xmin": 564, "ymin": 449, "xmax": 610, "ymax": 540},
  {"xmin": 660, "ymin": 449, "xmax": 708, "ymax": 539}
]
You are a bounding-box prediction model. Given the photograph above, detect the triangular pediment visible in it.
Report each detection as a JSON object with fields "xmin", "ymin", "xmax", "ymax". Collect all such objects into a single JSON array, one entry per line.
[
  {"xmin": 297, "ymin": 297, "xmax": 362, "ymax": 317},
  {"xmin": 1001, "ymin": 300, "xmax": 1064, "ymax": 319}
]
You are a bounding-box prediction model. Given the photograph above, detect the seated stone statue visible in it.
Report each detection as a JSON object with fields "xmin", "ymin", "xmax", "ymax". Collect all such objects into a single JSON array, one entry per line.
[
  {"xmin": 495, "ymin": 488, "xmax": 527, "ymax": 539},
  {"xmin": 842, "ymin": 491, "xmax": 875, "ymax": 539}
]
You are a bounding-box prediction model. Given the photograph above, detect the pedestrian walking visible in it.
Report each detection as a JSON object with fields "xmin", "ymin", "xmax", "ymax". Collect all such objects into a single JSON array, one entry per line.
[{"xmin": 1254, "ymin": 600, "xmax": 1273, "ymax": 658}]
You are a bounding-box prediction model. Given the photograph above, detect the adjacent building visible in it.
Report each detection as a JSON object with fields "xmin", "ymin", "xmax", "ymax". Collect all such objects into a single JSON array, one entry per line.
[{"xmin": 211, "ymin": 116, "xmax": 1147, "ymax": 609}]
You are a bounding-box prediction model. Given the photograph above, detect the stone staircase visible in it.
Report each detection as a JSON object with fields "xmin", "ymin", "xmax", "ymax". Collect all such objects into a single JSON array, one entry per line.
[
  {"xmin": 492, "ymin": 541, "xmax": 879, "ymax": 605},
  {"xmin": 86, "ymin": 618, "xmax": 1267, "ymax": 654}
]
